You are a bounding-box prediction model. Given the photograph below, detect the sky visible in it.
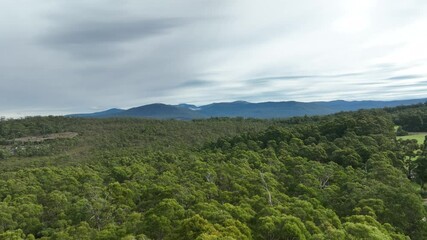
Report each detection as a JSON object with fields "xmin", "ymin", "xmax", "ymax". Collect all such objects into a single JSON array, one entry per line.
[{"xmin": 1, "ymin": 0, "xmax": 427, "ymax": 117}]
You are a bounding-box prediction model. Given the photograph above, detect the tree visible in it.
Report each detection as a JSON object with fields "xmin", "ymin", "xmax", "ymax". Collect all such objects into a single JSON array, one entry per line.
[
  {"xmin": 415, "ymin": 156, "xmax": 427, "ymax": 191},
  {"xmin": 143, "ymin": 199, "xmax": 185, "ymax": 240},
  {"xmin": 396, "ymin": 126, "xmax": 408, "ymax": 136}
]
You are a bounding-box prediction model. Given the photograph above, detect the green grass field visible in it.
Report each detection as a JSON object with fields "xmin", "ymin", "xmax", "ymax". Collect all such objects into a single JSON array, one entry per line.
[{"xmin": 397, "ymin": 133, "xmax": 427, "ymax": 144}]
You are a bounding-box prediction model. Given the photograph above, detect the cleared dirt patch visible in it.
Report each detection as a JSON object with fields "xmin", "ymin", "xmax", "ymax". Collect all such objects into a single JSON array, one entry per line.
[{"xmin": 13, "ymin": 132, "xmax": 78, "ymax": 143}]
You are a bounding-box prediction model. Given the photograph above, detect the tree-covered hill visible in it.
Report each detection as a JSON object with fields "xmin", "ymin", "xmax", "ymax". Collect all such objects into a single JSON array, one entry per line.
[
  {"xmin": 0, "ymin": 106, "xmax": 427, "ymax": 239},
  {"xmin": 67, "ymin": 98, "xmax": 427, "ymax": 119}
]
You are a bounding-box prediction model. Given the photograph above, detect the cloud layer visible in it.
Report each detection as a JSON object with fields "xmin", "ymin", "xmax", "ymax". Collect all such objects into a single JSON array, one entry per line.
[{"xmin": 1, "ymin": 0, "xmax": 427, "ymax": 117}]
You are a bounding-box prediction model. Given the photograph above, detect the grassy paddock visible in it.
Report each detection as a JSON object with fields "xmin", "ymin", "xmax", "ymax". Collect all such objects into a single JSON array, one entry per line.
[{"xmin": 397, "ymin": 132, "xmax": 427, "ymax": 144}]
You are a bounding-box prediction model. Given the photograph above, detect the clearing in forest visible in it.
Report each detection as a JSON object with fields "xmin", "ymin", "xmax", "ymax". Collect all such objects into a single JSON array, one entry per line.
[
  {"xmin": 397, "ymin": 132, "xmax": 427, "ymax": 144},
  {"xmin": 13, "ymin": 132, "xmax": 78, "ymax": 143}
]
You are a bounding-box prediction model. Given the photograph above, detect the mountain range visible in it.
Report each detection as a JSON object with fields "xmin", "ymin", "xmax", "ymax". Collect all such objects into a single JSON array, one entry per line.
[{"xmin": 67, "ymin": 98, "xmax": 427, "ymax": 119}]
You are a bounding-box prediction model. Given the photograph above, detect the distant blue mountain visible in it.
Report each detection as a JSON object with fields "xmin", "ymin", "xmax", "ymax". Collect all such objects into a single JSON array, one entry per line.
[
  {"xmin": 176, "ymin": 103, "xmax": 199, "ymax": 110},
  {"xmin": 114, "ymin": 103, "xmax": 204, "ymax": 120},
  {"xmin": 67, "ymin": 108, "xmax": 125, "ymax": 118},
  {"xmin": 66, "ymin": 98, "xmax": 427, "ymax": 119},
  {"xmin": 198, "ymin": 101, "xmax": 335, "ymax": 118}
]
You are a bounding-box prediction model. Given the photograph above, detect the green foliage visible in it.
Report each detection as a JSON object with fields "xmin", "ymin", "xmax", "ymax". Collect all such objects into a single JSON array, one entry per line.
[
  {"xmin": 396, "ymin": 126, "xmax": 408, "ymax": 136},
  {"xmin": 389, "ymin": 103, "xmax": 427, "ymax": 132},
  {"xmin": 398, "ymin": 133, "xmax": 427, "ymax": 144},
  {"xmin": 0, "ymin": 107, "xmax": 426, "ymax": 239}
]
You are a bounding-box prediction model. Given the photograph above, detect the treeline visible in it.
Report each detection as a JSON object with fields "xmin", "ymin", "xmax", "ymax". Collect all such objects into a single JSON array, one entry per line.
[
  {"xmin": 0, "ymin": 108, "xmax": 426, "ymax": 239},
  {"xmin": 0, "ymin": 116, "xmax": 71, "ymax": 141},
  {"xmin": 0, "ymin": 117, "xmax": 276, "ymax": 165},
  {"xmin": 387, "ymin": 103, "xmax": 427, "ymax": 132}
]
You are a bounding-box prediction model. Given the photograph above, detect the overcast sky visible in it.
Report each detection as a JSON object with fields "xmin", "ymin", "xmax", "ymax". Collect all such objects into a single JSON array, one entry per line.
[{"xmin": 1, "ymin": 0, "xmax": 427, "ymax": 116}]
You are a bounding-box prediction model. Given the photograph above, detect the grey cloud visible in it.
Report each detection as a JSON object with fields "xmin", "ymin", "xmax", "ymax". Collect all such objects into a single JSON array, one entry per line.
[
  {"xmin": 2, "ymin": 0, "xmax": 427, "ymax": 117},
  {"xmin": 351, "ymin": 82, "xmax": 385, "ymax": 86},
  {"xmin": 41, "ymin": 17, "xmax": 187, "ymax": 58},
  {"xmin": 249, "ymin": 75, "xmax": 314, "ymax": 83},
  {"xmin": 178, "ymin": 80, "xmax": 213, "ymax": 88},
  {"xmin": 247, "ymin": 65, "xmax": 425, "ymax": 89},
  {"xmin": 44, "ymin": 18, "xmax": 184, "ymax": 45},
  {"xmin": 259, "ymin": 72, "xmax": 364, "ymax": 80},
  {"xmin": 246, "ymin": 76, "xmax": 314, "ymax": 86},
  {"xmin": 370, "ymin": 63, "xmax": 421, "ymax": 75},
  {"xmin": 247, "ymin": 72, "xmax": 365, "ymax": 85},
  {"xmin": 380, "ymin": 84, "xmax": 423, "ymax": 90},
  {"xmin": 332, "ymin": 72, "xmax": 365, "ymax": 78},
  {"xmin": 387, "ymin": 75, "xmax": 424, "ymax": 80},
  {"xmin": 378, "ymin": 78, "xmax": 427, "ymax": 90}
]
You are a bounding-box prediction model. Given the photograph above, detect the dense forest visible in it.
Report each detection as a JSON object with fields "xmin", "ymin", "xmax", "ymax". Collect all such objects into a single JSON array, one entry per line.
[{"xmin": 1, "ymin": 104, "xmax": 427, "ymax": 239}]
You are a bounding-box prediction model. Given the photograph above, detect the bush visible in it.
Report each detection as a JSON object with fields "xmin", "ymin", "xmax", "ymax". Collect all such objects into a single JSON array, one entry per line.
[{"xmin": 396, "ymin": 127, "xmax": 408, "ymax": 136}]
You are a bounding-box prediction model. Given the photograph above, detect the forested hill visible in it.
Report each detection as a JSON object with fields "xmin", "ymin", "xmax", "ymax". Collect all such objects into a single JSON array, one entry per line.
[
  {"xmin": 1, "ymin": 104, "xmax": 427, "ymax": 239},
  {"xmin": 67, "ymin": 98, "xmax": 427, "ymax": 119}
]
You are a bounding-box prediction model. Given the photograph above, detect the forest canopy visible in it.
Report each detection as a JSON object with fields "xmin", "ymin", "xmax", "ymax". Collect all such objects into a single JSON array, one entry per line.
[{"xmin": 0, "ymin": 104, "xmax": 427, "ymax": 239}]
